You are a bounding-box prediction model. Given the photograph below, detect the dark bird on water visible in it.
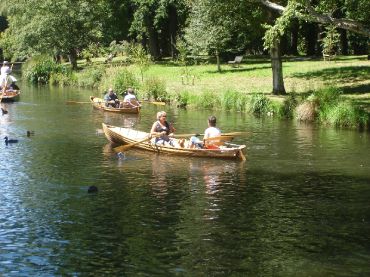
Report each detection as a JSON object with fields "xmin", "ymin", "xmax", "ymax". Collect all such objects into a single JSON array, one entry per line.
[
  {"xmin": 88, "ymin": 186, "xmax": 98, "ymax": 193},
  {"xmin": 27, "ymin": 130, "xmax": 35, "ymax": 137},
  {"xmin": 1, "ymin": 108, "xmax": 8, "ymax": 115},
  {"xmin": 4, "ymin": 136, "xmax": 19, "ymax": 145}
]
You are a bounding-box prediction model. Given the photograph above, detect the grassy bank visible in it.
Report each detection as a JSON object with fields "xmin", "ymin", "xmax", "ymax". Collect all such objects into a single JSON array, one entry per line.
[{"xmin": 23, "ymin": 54, "xmax": 370, "ymax": 128}]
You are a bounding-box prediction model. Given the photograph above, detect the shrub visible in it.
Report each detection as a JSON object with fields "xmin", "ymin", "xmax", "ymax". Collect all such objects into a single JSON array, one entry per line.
[
  {"xmin": 296, "ymin": 101, "xmax": 316, "ymax": 121},
  {"xmin": 220, "ymin": 90, "xmax": 248, "ymax": 111},
  {"xmin": 172, "ymin": 90, "xmax": 190, "ymax": 108},
  {"xmin": 322, "ymin": 100, "xmax": 368, "ymax": 128},
  {"xmin": 75, "ymin": 65, "xmax": 105, "ymax": 88},
  {"xmin": 141, "ymin": 77, "xmax": 167, "ymax": 101},
  {"xmin": 100, "ymin": 67, "xmax": 138, "ymax": 95},
  {"xmin": 23, "ymin": 55, "xmax": 66, "ymax": 83},
  {"xmin": 280, "ymin": 92, "xmax": 298, "ymax": 118},
  {"xmin": 190, "ymin": 91, "xmax": 220, "ymax": 109},
  {"xmin": 248, "ymin": 93, "xmax": 271, "ymax": 115}
]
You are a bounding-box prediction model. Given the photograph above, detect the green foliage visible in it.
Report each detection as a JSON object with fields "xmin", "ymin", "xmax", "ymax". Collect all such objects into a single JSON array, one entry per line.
[
  {"xmin": 321, "ymin": 25, "xmax": 340, "ymax": 56},
  {"xmin": 0, "ymin": 0, "xmax": 109, "ymax": 62},
  {"xmin": 220, "ymin": 90, "xmax": 248, "ymax": 111},
  {"xmin": 248, "ymin": 93, "xmax": 272, "ymax": 115},
  {"xmin": 128, "ymin": 43, "xmax": 152, "ymax": 82},
  {"xmin": 80, "ymin": 43, "xmax": 107, "ymax": 64},
  {"xmin": 141, "ymin": 77, "xmax": 168, "ymax": 101},
  {"xmin": 280, "ymin": 92, "xmax": 299, "ymax": 118},
  {"xmin": 49, "ymin": 71, "xmax": 77, "ymax": 87},
  {"xmin": 75, "ymin": 65, "xmax": 105, "ymax": 88},
  {"xmin": 189, "ymin": 91, "xmax": 220, "ymax": 109},
  {"xmin": 172, "ymin": 90, "xmax": 191, "ymax": 108},
  {"xmin": 22, "ymin": 55, "xmax": 67, "ymax": 83},
  {"xmin": 99, "ymin": 67, "xmax": 139, "ymax": 95},
  {"xmin": 321, "ymin": 100, "xmax": 368, "ymax": 128}
]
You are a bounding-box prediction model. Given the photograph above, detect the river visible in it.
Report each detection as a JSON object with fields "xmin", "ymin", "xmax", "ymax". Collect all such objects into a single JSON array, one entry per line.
[{"xmin": 0, "ymin": 81, "xmax": 369, "ymax": 276}]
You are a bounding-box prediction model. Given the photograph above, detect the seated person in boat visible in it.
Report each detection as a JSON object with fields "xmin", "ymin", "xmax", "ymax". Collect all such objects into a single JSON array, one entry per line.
[
  {"xmin": 122, "ymin": 87, "xmax": 139, "ymax": 107},
  {"xmin": 150, "ymin": 111, "xmax": 179, "ymax": 147},
  {"xmin": 104, "ymin": 87, "xmax": 120, "ymax": 108},
  {"xmin": 190, "ymin": 115, "xmax": 222, "ymax": 149}
]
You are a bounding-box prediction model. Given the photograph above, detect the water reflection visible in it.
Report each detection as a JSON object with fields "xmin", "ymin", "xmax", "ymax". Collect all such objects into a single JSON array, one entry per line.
[{"xmin": 1, "ymin": 83, "xmax": 370, "ymax": 275}]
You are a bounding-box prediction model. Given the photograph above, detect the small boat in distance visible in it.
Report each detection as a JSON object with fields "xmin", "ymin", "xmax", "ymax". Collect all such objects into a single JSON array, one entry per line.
[
  {"xmin": 0, "ymin": 90, "xmax": 20, "ymax": 102},
  {"xmin": 102, "ymin": 123, "xmax": 246, "ymax": 160},
  {"xmin": 90, "ymin": 96, "xmax": 141, "ymax": 114}
]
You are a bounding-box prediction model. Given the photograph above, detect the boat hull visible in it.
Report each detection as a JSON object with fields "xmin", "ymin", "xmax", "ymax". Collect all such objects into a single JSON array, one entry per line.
[
  {"xmin": 0, "ymin": 90, "xmax": 20, "ymax": 102},
  {"xmin": 90, "ymin": 96, "xmax": 140, "ymax": 114},
  {"xmin": 102, "ymin": 123, "xmax": 246, "ymax": 160}
]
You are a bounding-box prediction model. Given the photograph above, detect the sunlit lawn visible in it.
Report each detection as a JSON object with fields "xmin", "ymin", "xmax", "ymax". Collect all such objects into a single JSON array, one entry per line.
[{"xmin": 84, "ymin": 55, "xmax": 370, "ymax": 106}]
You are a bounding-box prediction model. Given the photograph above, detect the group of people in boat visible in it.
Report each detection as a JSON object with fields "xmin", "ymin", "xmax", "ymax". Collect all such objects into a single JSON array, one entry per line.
[
  {"xmin": 104, "ymin": 87, "xmax": 138, "ymax": 108},
  {"xmin": 150, "ymin": 111, "xmax": 223, "ymax": 149},
  {"xmin": 0, "ymin": 61, "xmax": 19, "ymax": 92}
]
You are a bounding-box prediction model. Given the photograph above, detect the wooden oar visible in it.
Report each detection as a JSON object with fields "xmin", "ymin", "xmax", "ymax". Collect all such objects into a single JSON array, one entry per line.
[
  {"xmin": 0, "ymin": 78, "xmax": 8, "ymax": 113},
  {"xmin": 141, "ymin": 100, "xmax": 166, "ymax": 106},
  {"xmin": 114, "ymin": 136, "xmax": 152, "ymax": 153},
  {"xmin": 66, "ymin": 100, "xmax": 91, "ymax": 104},
  {"xmin": 173, "ymin": 131, "xmax": 248, "ymax": 138}
]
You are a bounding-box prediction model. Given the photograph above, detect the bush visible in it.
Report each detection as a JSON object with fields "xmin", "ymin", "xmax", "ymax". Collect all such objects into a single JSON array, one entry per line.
[
  {"xmin": 220, "ymin": 90, "xmax": 248, "ymax": 111},
  {"xmin": 75, "ymin": 65, "xmax": 105, "ymax": 88},
  {"xmin": 23, "ymin": 55, "xmax": 66, "ymax": 83},
  {"xmin": 280, "ymin": 92, "xmax": 298, "ymax": 118},
  {"xmin": 189, "ymin": 91, "xmax": 220, "ymax": 109},
  {"xmin": 99, "ymin": 67, "xmax": 138, "ymax": 95},
  {"xmin": 141, "ymin": 77, "xmax": 167, "ymax": 101},
  {"xmin": 296, "ymin": 101, "xmax": 316, "ymax": 121},
  {"xmin": 321, "ymin": 100, "xmax": 368, "ymax": 128},
  {"xmin": 248, "ymin": 93, "xmax": 272, "ymax": 115}
]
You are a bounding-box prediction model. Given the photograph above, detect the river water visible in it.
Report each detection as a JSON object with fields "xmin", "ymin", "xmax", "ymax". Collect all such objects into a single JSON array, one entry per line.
[{"xmin": 0, "ymin": 82, "xmax": 369, "ymax": 276}]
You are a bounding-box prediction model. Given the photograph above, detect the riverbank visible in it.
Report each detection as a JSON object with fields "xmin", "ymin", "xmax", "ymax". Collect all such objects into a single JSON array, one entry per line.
[{"xmin": 22, "ymin": 54, "xmax": 370, "ymax": 128}]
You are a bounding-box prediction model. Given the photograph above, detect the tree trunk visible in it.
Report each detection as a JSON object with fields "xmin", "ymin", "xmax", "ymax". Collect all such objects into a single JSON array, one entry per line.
[
  {"xmin": 339, "ymin": 29, "xmax": 349, "ymax": 55},
  {"xmin": 216, "ymin": 49, "xmax": 221, "ymax": 72},
  {"xmin": 304, "ymin": 23, "xmax": 318, "ymax": 56},
  {"xmin": 168, "ymin": 4, "xmax": 178, "ymax": 59},
  {"xmin": 68, "ymin": 49, "xmax": 78, "ymax": 70},
  {"xmin": 270, "ymin": 39, "xmax": 286, "ymax": 95},
  {"xmin": 290, "ymin": 19, "xmax": 299, "ymax": 55}
]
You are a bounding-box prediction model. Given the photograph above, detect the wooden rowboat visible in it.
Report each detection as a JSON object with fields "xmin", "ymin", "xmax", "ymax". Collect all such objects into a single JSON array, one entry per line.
[
  {"xmin": 102, "ymin": 123, "xmax": 246, "ymax": 160},
  {"xmin": 0, "ymin": 90, "xmax": 20, "ymax": 102},
  {"xmin": 90, "ymin": 96, "xmax": 141, "ymax": 114}
]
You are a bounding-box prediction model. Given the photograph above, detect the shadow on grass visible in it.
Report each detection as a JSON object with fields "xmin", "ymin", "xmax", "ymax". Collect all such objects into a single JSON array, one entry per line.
[
  {"xmin": 341, "ymin": 84, "xmax": 370, "ymax": 95},
  {"xmin": 290, "ymin": 66, "xmax": 370, "ymax": 83},
  {"xmin": 205, "ymin": 66, "xmax": 271, "ymax": 74}
]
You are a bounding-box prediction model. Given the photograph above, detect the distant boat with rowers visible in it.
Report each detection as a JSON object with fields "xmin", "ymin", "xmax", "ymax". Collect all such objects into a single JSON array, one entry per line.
[{"xmin": 90, "ymin": 96, "xmax": 141, "ymax": 114}]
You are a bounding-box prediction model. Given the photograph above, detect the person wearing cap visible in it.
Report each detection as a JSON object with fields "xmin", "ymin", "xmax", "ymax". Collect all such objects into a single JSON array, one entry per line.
[{"xmin": 104, "ymin": 87, "xmax": 120, "ymax": 108}]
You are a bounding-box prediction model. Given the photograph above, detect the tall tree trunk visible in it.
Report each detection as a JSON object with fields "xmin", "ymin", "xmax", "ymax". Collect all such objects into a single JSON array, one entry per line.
[
  {"xmin": 216, "ymin": 49, "xmax": 221, "ymax": 72},
  {"xmin": 168, "ymin": 4, "xmax": 178, "ymax": 59},
  {"xmin": 339, "ymin": 29, "xmax": 349, "ymax": 55},
  {"xmin": 304, "ymin": 23, "xmax": 318, "ymax": 56},
  {"xmin": 68, "ymin": 49, "xmax": 78, "ymax": 70},
  {"xmin": 145, "ymin": 16, "xmax": 160, "ymax": 59},
  {"xmin": 290, "ymin": 19, "xmax": 299, "ymax": 55},
  {"xmin": 270, "ymin": 39, "xmax": 286, "ymax": 95}
]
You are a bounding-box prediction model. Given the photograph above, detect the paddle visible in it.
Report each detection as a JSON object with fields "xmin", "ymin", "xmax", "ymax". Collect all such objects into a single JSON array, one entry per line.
[
  {"xmin": 172, "ymin": 131, "xmax": 248, "ymax": 138},
  {"xmin": 113, "ymin": 136, "xmax": 152, "ymax": 153},
  {"xmin": 66, "ymin": 100, "xmax": 91, "ymax": 104},
  {"xmin": 0, "ymin": 77, "xmax": 8, "ymax": 114},
  {"xmin": 141, "ymin": 100, "xmax": 166, "ymax": 106}
]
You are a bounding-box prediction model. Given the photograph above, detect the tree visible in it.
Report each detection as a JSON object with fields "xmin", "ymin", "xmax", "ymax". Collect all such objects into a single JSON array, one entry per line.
[
  {"xmin": 258, "ymin": 0, "xmax": 370, "ymax": 94},
  {"xmin": 129, "ymin": 0, "xmax": 188, "ymax": 58},
  {"xmin": 185, "ymin": 0, "xmax": 266, "ymax": 72},
  {"xmin": 0, "ymin": 0, "xmax": 110, "ymax": 69}
]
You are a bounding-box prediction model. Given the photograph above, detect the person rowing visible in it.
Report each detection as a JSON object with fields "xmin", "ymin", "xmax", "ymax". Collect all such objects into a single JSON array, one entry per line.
[
  {"xmin": 190, "ymin": 115, "xmax": 222, "ymax": 149},
  {"xmin": 104, "ymin": 87, "xmax": 120, "ymax": 108},
  {"xmin": 122, "ymin": 87, "xmax": 139, "ymax": 107},
  {"xmin": 150, "ymin": 111, "xmax": 179, "ymax": 147}
]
